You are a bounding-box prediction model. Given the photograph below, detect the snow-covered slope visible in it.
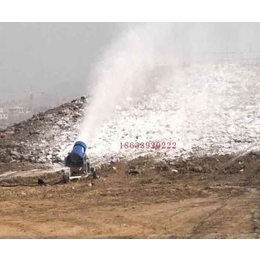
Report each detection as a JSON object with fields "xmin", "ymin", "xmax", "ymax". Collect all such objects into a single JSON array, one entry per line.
[
  {"xmin": 1, "ymin": 61, "xmax": 259, "ymax": 166},
  {"xmin": 60, "ymin": 61, "xmax": 260, "ymax": 165}
]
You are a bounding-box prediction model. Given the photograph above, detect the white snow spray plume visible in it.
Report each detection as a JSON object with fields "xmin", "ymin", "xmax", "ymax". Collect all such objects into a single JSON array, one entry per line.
[
  {"xmin": 77, "ymin": 24, "xmax": 175, "ymax": 143},
  {"xmin": 77, "ymin": 23, "xmax": 260, "ymax": 159}
]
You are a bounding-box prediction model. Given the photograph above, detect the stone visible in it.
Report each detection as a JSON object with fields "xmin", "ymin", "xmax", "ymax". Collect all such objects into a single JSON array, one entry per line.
[
  {"xmin": 80, "ymin": 96, "xmax": 86, "ymax": 101},
  {"xmin": 10, "ymin": 150, "xmax": 21, "ymax": 159},
  {"xmin": 155, "ymin": 160, "xmax": 169, "ymax": 171},
  {"xmin": 3, "ymin": 155, "xmax": 13, "ymax": 163},
  {"xmin": 191, "ymin": 166, "xmax": 203, "ymax": 172},
  {"xmin": 29, "ymin": 157, "xmax": 36, "ymax": 163},
  {"xmin": 128, "ymin": 169, "xmax": 141, "ymax": 175},
  {"xmin": 39, "ymin": 158, "xmax": 47, "ymax": 163},
  {"xmin": 53, "ymin": 156, "xmax": 63, "ymax": 163},
  {"xmin": 38, "ymin": 178, "xmax": 47, "ymax": 186}
]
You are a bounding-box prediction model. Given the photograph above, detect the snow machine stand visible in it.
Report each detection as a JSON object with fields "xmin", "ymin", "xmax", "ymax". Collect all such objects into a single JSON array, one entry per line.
[{"xmin": 64, "ymin": 141, "xmax": 98, "ymax": 183}]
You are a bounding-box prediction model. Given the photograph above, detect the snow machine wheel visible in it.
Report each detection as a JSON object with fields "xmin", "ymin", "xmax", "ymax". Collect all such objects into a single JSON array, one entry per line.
[
  {"xmin": 63, "ymin": 172, "xmax": 70, "ymax": 183},
  {"xmin": 91, "ymin": 167, "xmax": 99, "ymax": 179}
]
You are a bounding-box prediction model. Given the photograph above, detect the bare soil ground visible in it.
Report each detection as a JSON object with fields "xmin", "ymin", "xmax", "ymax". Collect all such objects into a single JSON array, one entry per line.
[{"xmin": 0, "ymin": 152, "xmax": 260, "ymax": 239}]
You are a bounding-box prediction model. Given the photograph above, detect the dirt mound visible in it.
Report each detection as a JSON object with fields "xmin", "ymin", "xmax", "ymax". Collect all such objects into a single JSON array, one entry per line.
[{"xmin": 0, "ymin": 96, "xmax": 87, "ymax": 165}]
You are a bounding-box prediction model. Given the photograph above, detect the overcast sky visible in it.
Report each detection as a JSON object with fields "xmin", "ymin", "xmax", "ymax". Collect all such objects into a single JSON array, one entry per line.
[
  {"xmin": 0, "ymin": 23, "xmax": 127, "ymax": 99},
  {"xmin": 0, "ymin": 23, "xmax": 260, "ymax": 102}
]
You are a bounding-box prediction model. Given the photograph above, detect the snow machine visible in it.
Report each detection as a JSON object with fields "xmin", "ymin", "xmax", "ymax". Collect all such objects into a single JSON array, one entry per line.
[{"xmin": 64, "ymin": 141, "xmax": 98, "ymax": 183}]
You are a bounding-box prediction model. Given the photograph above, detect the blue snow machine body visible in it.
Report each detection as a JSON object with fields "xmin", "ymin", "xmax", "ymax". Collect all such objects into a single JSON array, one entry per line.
[
  {"xmin": 66, "ymin": 141, "xmax": 87, "ymax": 167},
  {"xmin": 64, "ymin": 141, "xmax": 98, "ymax": 182}
]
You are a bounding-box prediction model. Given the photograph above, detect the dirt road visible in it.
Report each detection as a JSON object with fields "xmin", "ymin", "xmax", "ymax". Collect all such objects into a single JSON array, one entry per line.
[{"xmin": 0, "ymin": 152, "xmax": 260, "ymax": 238}]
